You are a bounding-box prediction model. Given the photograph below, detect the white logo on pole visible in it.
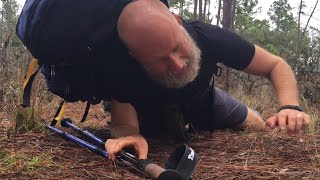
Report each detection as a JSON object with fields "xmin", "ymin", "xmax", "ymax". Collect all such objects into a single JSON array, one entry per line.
[{"xmin": 187, "ymin": 148, "xmax": 195, "ymax": 161}]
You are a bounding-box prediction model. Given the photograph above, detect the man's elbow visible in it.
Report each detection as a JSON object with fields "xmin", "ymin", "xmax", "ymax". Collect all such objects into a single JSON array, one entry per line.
[{"xmin": 266, "ymin": 57, "xmax": 291, "ymax": 80}]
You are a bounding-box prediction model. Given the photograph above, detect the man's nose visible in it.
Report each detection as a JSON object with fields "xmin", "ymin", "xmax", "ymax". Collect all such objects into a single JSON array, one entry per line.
[{"xmin": 168, "ymin": 54, "xmax": 185, "ymax": 73}]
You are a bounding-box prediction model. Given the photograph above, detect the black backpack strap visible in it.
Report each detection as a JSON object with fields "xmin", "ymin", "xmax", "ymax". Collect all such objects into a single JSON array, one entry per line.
[
  {"xmin": 21, "ymin": 58, "xmax": 40, "ymax": 107},
  {"xmin": 160, "ymin": 0, "xmax": 170, "ymax": 7},
  {"xmin": 50, "ymin": 99, "xmax": 66, "ymax": 126},
  {"xmin": 80, "ymin": 102, "xmax": 91, "ymax": 122},
  {"xmin": 50, "ymin": 100, "xmax": 91, "ymax": 125}
]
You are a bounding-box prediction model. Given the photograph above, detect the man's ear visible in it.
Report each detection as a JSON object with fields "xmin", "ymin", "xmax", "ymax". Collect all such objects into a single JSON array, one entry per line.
[{"xmin": 173, "ymin": 14, "xmax": 182, "ymax": 25}]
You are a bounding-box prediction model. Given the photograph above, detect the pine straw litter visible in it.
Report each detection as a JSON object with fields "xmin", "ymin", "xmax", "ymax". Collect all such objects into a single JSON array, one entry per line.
[{"xmin": 1, "ymin": 127, "xmax": 319, "ymax": 180}]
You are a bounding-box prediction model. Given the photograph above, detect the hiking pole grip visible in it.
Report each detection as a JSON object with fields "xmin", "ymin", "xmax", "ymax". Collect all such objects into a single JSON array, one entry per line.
[
  {"xmin": 139, "ymin": 159, "xmax": 183, "ymax": 180},
  {"xmin": 138, "ymin": 159, "xmax": 164, "ymax": 178},
  {"xmin": 119, "ymin": 151, "xmax": 182, "ymax": 180}
]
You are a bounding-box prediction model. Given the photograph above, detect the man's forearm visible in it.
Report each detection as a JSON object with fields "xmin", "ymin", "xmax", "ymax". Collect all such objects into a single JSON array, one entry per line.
[
  {"xmin": 244, "ymin": 45, "xmax": 299, "ymax": 107},
  {"xmin": 269, "ymin": 58, "xmax": 300, "ymax": 107},
  {"xmin": 111, "ymin": 124, "xmax": 140, "ymax": 138},
  {"xmin": 110, "ymin": 98, "xmax": 140, "ymax": 138}
]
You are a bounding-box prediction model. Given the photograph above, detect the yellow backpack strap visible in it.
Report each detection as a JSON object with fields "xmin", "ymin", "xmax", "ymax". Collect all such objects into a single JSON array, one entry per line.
[
  {"xmin": 50, "ymin": 100, "xmax": 66, "ymax": 126},
  {"xmin": 21, "ymin": 58, "xmax": 40, "ymax": 107}
]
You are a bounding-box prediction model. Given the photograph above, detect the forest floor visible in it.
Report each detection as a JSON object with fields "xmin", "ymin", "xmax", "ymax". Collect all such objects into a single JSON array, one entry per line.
[{"xmin": 1, "ymin": 102, "xmax": 320, "ymax": 180}]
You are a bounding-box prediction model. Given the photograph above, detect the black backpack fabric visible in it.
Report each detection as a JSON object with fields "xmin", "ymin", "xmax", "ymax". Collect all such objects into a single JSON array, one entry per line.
[
  {"xmin": 16, "ymin": 0, "xmax": 171, "ymax": 105},
  {"xmin": 17, "ymin": 0, "xmax": 130, "ymax": 64}
]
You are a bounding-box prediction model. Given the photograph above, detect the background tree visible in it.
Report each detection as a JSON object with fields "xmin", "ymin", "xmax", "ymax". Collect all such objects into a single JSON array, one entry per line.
[
  {"xmin": 218, "ymin": 0, "xmax": 237, "ymax": 91},
  {"xmin": 0, "ymin": 0, "xmax": 24, "ymax": 75},
  {"xmin": 268, "ymin": 0, "xmax": 296, "ymax": 32},
  {"xmin": 216, "ymin": 0, "xmax": 222, "ymax": 25}
]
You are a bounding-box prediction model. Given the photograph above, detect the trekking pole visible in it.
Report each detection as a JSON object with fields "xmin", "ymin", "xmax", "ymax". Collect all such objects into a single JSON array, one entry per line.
[
  {"xmin": 46, "ymin": 124, "xmax": 107, "ymax": 157},
  {"xmin": 45, "ymin": 119, "xmax": 183, "ymax": 180},
  {"xmin": 61, "ymin": 118, "xmax": 105, "ymax": 146}
]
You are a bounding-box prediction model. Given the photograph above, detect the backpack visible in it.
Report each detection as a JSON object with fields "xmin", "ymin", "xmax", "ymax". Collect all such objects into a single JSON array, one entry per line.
[{"xmin": 17, "ymin": 0, "xmax": 170, "ymax": 125}]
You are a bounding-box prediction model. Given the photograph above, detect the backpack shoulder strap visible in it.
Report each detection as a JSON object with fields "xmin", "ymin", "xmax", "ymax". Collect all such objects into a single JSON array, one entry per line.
[
  {"xmin": 160, "ymin": 0, "xmax": 170, "ymax": 7},
  {"xmin": 21, "ymin": 58, "xmax": 40, "ymax": 107}
]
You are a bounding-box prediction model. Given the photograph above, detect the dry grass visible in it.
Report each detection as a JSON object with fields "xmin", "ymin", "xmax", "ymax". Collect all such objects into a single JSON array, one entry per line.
[{"xmin": 229, "ymin": 85, "xmax": 277, "ymax": 118}]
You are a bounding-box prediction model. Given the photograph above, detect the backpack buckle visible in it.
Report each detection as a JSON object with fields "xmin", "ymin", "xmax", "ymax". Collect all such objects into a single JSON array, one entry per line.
[
  {"xmin": 215, "ymin": 66, "xmax": 222, "ymax": 77},
  {"xmin": 50, "ymin": 65, "xmax": 56, "ymax": 85}
]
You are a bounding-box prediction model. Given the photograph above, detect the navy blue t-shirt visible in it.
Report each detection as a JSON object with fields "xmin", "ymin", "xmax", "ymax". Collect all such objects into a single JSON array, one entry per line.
[{"xmin": 96, "ymin": 20, "xmax": 255, "ymax": 107}]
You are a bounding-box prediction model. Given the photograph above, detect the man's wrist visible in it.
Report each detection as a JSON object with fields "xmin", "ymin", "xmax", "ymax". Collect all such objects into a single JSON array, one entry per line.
[{"xmin": 277, "ymin": 105, "xmax": 304, "ymax": 112}]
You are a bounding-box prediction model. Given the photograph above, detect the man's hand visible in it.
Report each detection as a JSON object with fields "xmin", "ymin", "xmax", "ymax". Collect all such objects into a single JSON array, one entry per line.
[
  {"xmin": 105, "ymin": 135, "xmax": 148, "ymax": 160},
  {"xmin": 107, "ymin": 98, "xmax": 146, "ymax": 160},
  {"xmin": 265, "ymin": 109, "xmax": 310, "ymax": 135}
]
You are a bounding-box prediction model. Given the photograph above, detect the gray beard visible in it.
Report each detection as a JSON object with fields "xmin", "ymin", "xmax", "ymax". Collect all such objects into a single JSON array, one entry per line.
[{"xmin": 149, "ymin": 34, "xmax": 201, "ymax": 89}]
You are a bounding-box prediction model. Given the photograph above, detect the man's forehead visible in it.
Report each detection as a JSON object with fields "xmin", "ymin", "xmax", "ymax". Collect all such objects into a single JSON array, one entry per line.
[
  {"xmin": 117, "ymin": 0, "xmax": 182, "ymax": 56},
  {"xmin": 125, "ymin": 16, "xmax": 178, "ymax": 54},
  {"xmin": 135, "ymin": 31, "xmax": 176, "ymax": 58}
]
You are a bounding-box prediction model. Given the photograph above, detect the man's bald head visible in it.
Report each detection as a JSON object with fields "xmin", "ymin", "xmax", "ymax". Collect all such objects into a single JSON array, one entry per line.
[
  {"xmin": 117, "ymin": 0, "xmax": 201, "ymax": 88},
  {"xmin": 117, "ymin": 0, "xmax": 181, "ymax": 55}
]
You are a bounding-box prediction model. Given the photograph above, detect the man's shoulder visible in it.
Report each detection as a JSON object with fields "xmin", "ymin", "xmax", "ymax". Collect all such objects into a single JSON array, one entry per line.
[
  {"xmin": 183, "ymin": 19, "xmax": 234, "ymax": 45},
  {"xmin": 186, "ymin": 20, "xmax": 221, "ymax": 32}
]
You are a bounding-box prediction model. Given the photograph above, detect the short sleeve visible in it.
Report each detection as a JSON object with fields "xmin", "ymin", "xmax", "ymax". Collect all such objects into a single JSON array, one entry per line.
[{"xmin": 190, "ymin": 21, "xmax": 255, "ymax": 70}]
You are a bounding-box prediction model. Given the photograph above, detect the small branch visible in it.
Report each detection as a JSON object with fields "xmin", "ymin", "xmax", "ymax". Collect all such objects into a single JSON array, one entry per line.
[{"xmin": 300, "ymin": 0, "xmax": 319, "ymax": 42}]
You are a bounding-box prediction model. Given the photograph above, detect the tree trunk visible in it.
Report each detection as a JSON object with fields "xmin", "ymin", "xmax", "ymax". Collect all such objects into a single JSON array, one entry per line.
[
  {"xmin": 297, "ymin": 0, "xmax": 303, "ymax": 42},
  {"xmin": 222, "ymin": 0, "xmax": 233, "ymax": 29},
  {"xmin": 203, "ymin": 0, "xmax": 207, "ymax": 22},
  {"xmin": 216, "ymin": 0, "xmax": 222, "ymax": 25},
  {"xmin": 221, "ymin": 0, "xmax": 236, "ymax": 91},
  {"xmin": 179, "ymin": 0, "xmax": 184, "ymax": 17},
  {"xmin": 0, "ymin": 9, "xmax": 4, "ymax": 63},
  {"xmin": 207, "ymin": 0, "xmax": 211, "ymax": 23},
  {"xmin": 199, "ymin": 0, "xmax": 203, "ymax": 20},
  {"xmin": 231, "ymin": 0, "xmax": 236, "ymax": 30},
  {"xmin": 193, "ymin": 0, "xmax": 198, "ymax": 19},
  {"xmin": 294, "ymin": 0, "xmax": 304, "ymax": 72}
]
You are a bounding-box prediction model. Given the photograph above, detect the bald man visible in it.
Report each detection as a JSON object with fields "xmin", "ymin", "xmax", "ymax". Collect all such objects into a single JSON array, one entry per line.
[{"xmin": 102, "ymin": 0, "xmax": 310, "ymax": 160}]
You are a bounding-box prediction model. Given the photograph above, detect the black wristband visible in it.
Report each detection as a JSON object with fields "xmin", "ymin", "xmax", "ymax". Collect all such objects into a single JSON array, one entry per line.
[{"xmin": 277, "ymin": 105, "xmax": 304, "ymax": 112}]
